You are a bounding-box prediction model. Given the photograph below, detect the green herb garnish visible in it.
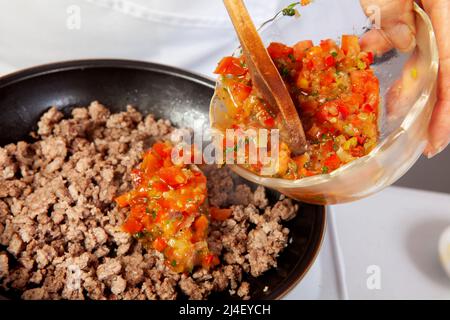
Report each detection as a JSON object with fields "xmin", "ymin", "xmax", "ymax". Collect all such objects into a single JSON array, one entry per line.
[
  {"xmin": 282, "ymin": 2, "xmax": 300, "ymax": 16},
  {"xmin": 322, "ymin": 166, "xmax": 329, "ymax": 174},
  {"xmin": 134, "ymin": 231, "xmax": 144, "ymax": 239},
  {"xmin": 281, "ymin": 67, "xmax": 290, "ymax": 78}
]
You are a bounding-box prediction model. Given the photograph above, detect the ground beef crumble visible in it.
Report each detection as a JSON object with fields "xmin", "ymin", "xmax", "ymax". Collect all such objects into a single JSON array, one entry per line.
[{"xmin": 0, "ymin": 102, "xmax": 299, "ymax": 300}]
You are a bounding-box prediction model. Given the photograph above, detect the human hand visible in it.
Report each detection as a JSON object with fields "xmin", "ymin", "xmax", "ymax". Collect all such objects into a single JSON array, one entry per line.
[{"xmin": 360, "ymin": 0, "xmax": 450, "ymax": 158}]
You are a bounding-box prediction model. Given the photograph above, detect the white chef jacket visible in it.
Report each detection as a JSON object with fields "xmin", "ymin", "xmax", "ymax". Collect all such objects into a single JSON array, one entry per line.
[{"xmin": 0, "ymin": 0, "xmax": 365, "ymax": 77}]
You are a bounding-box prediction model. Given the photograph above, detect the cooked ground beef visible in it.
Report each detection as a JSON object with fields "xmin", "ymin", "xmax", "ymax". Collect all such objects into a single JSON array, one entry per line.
[{"xmin": 0, "ymin": 102, "xmax": 298, "ymax": 300}]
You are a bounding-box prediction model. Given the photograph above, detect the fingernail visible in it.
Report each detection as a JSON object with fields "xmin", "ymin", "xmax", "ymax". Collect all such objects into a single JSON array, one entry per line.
[
  {"xmin": 426, "ymin": 140, "xmax": 449, "ymax": 159},
  {"xmin": 390, "ymin": 24, "xmax": 416, "ymax": 52}
]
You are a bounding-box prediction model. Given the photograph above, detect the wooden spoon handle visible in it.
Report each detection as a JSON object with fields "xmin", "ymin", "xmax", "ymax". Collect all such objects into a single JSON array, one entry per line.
[{"xmin": 223, "ymin": 0, "xmax": 307, "ymax": 155}]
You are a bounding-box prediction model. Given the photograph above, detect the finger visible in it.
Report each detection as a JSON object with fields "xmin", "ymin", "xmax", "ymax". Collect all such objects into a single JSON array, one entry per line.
[
  {"xmin": 360, "ymin": 0, "xmax": 416, "ymax": 53},
  {"xmin": 360, "ymin": 29, "xmax": 394, "ymax": 55},
  {"xmin": 424, "ymin": 57, "xmax": 450, "ymax": 158},
  {"xmin": 422, "ymin": 0, "xmax": 450, "ymax": 157},
  {"xmin": 384, "ymin": 52, "xmax": 421, "ymax": 120}
]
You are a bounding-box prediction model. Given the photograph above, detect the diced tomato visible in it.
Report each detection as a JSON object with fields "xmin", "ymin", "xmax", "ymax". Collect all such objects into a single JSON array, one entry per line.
[
  {"xmin": 210, "ymin": 207, "xmax": 232, "ymax": 221},
  {"xmin": 122, "ymin": 216, "xmax": 143, "ymax": 234},
  {"xmin": 152, "ymin": 180, "xmax": 169, "ymax": 192},
  {"xmin": 321, "ymin": 72, "xmax": 335, "ymax": 86},
  {"xmin": 324, "ymin": 154, "xmax": 341, "ymax": 170},
  {"xmin": 141, "ymin": 151, "xmax": 163, "ymax": 174},
  {"xmin": 293, "ymin": 40, "xmax": 313, "ymax": 61},
  {"xmin": 325, "ymin": 55, "xmax": 336, "ymax": 68},
  {"xmin": 153, "ymin": 237, "xmax": 167, "ymax": 252},
  {"xmin": 202, "ymin": 254, "xmax": 220, "ymax": 269},
  {"xmin": 230, "ymin": 81, "xmax": 252, "ymax": 103},
  {"xmin": 316, "ymin": 107, "xmax": 330, "ymax": 122},
  {"xmin": 192, "ymin": 215, "xmax": 209, "ymax": 242},
  {"xmin": 306, "ymin": 60, "xmax": 314, "ymax": 70},
  {"xmin": 115, "ymin": 192, "xmax": 132, "ymax": 208},
  {"xmin": 338, "ymin": 104, "xmax": 350, "ymax": 119},
  {"xmin": 214, "ymin": 56, "xmax": 247, "ymax": 76},
  {"xmin": 341, "ymin": 35, "xmax": 360, "ymax": 56},
  {"xmin": 351, "ymin": 146, "xmax": 365, "ymax": 157},
  {"xmin": 320, "ymin": 39, "xmax": 336, "ymax": 52},
  {"xmin": 158, "ymin": 166, "xmax": 187, "ymax": 187},
  {"xmin": 267, "ymin": 42, "xmax": 294, "ymax": 59},
  {"xmin": 357, "ymin": 135, "xmax": 367, "ymax": 145},
  {"xmin": 366, "ymin": 51, "xmax": 374, "ymax": 65},
  {"xmin": 363, "ymin": 104, "xmax": 373, "ymax": 113},
  {"xmin": 152, "ymin": 142, "xmax": 171, "ymax": 158},
  {"xmin": 264, "ymin": 117, "xmax": 275, "ymax": 128}
]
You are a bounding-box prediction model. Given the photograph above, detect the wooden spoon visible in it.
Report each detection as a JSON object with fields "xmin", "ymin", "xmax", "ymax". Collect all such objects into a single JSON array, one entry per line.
[{"xmin": 223, "ymin": 0, "xmax": 307, "ymax": 155}]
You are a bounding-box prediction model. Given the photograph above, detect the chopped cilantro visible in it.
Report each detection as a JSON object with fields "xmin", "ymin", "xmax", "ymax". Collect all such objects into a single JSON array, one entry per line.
[
  {"xmin": 331, "ymin": 51, "xmax": 338, "ymax": 57},
  {"xmin": 322, "ymin": 166, "xmax": 329, "ymax": 174},
  {"xmin": 171, "ymin": 260, "xmax": 177, "ymax": 267},
  {"xmin": 134, "ymin": 232, "xmax": 144, "ymax": 239},
  {"xmin": 281, "ymin": 67, "xmax": 290, "ymax": 78}
]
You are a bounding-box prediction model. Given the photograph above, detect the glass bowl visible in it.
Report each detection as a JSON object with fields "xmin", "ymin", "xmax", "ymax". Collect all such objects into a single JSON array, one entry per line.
[{"xmin": 210, "ymin": 2, "xmax": 439, "ymax": 205}]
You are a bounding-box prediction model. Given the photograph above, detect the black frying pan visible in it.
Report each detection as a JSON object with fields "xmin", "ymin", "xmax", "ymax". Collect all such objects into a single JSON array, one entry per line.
[{"xmin": 0, "ymin": 59, "xmax": 325, "ymax": 300}]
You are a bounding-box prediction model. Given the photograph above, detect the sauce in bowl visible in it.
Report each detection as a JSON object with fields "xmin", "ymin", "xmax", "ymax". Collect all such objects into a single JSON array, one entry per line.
[{"xmin": 214, "ymin": 35, "xmax": 380, "ymax": 179}]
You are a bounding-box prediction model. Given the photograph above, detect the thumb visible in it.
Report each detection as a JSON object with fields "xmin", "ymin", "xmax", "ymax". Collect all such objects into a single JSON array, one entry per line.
[{"xmin": 360, "ymin": 0, "xmax": 416, "ymax": 54}]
